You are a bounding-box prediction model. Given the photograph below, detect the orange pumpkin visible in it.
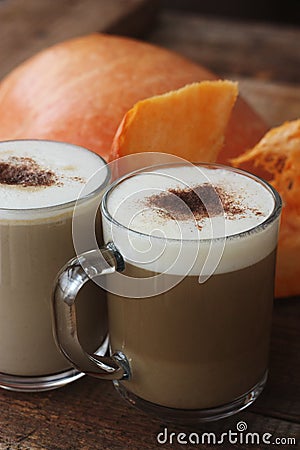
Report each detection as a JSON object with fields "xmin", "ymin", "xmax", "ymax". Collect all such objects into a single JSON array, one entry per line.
[
  {"xmin": 0, "ymin": 33, "xmax": 267, "ymax": 167},
  {"xmin": 232, "ymin": 120, "xmax": 300, "ymax": 298}
]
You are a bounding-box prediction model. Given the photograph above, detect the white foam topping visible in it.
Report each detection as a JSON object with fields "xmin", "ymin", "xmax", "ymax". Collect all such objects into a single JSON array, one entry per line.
[
  {"xmin": 0, "ymin": 140, "xmax": 108, "ymax": 214},
  {"xmin": 104, "ymin": 165, "xmax": 279, "ymax": 274},
  {"xmin": 107, "ymin": 166, "xmax": 275, "ymax": 239}
]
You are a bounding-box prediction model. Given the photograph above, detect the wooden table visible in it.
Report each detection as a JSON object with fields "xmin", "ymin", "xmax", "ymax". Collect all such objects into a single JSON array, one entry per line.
[{"xmin": 0, "ymin": 2, "xmax": 299, "ymax": 449}]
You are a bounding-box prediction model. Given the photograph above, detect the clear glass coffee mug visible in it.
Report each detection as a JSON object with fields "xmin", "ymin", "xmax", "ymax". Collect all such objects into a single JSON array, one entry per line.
[
  {"xmin": 0, "ymin": 139, "xmax": 110, "ymax": 392},
  {"xmin": 52, "ymin": 163, "xmax": 282, "ymax": 421}
]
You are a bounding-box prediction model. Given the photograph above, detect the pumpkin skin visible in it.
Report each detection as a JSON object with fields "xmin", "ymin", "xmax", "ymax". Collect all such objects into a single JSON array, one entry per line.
[{"xmin": 0, "ymin": 33, "xmax": 267, "ymax": 166}]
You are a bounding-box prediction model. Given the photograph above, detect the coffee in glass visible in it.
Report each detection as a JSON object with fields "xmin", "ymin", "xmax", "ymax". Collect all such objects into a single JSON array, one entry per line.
[
  {"xmin": 0, "ymin": 139, "xmax": 109, "ymax": 391},
  {"xmin": 52, "ymin": 162, "xmax": 281, "ymax": 420}
]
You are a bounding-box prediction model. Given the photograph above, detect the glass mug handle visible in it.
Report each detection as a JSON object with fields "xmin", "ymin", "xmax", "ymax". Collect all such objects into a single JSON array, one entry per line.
[{"xmin": 52, "ymin": 243, "xmax": 130, "ymax": 381}]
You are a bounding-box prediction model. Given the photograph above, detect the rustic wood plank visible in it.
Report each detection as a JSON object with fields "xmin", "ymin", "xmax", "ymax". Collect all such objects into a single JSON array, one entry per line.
[
  {"xmin": 0, "ymin": 299, "xmax": 298, "ymax": 449},
  {"xmin": 148, "ymin": 11, "xmax": 300, "ymax": 127},
  {"xmin": 148, "ymin": 11, "xmax": 300, "ymax": 84},
  {"xmin": 0, "ymin": 0, "xmax": 159, "ymax": 79},
  {"xmin": 251, "ymin": 298, "xmax": 300, "ymax": 423},
  {"xmin": 236, "ymin": 78, "xmax": 300, "ymax": 127},
  {"xmin": 0, "ymin": 380, "xmax": 299, "ymax": 449}
]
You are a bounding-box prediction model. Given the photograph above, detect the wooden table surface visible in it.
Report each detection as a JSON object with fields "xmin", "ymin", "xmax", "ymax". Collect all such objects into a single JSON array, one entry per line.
[{"xmin": 0, "ymin": 1, "xmax": 299, "ymax": 449}]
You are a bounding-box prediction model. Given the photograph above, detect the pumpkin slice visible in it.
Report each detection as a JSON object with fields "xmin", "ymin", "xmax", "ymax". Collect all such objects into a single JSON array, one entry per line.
[
  {"xmin": 232, "ymin": 119, "xmax": 300, "ymax": 298},
  {"xmin": 110, "ymin": 80, "xmax": 238, "ymax": 162}
]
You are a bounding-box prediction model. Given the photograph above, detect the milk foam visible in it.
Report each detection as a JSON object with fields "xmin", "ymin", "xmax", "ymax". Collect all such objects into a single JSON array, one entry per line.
[
  {"xmin": 107, "ymin": 166, "xmax": 275, "ymax": 239},
  {"xmin": 0, "ymin": 140, "xmax": 108, "ymax": 219},
  {"xmin": 104, "ymin": 165, "xmax": 280, "ymax": 274}
]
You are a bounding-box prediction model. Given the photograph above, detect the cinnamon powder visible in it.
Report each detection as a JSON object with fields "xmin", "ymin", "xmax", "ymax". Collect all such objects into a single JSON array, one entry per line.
[
  {"xmin": 146, "ymin": 183, "xmax": 261, "ymax": 224},
  {"xmin": 0, "ymin": 156, "xmax": 57, "ymax": 187}
]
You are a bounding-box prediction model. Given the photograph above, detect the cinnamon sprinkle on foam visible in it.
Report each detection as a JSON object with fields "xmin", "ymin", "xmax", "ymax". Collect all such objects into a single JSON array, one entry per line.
[
  {"xmin": 0, "ymin": 156, "xmax": 58, "ymax": 187},
  {"xmin": 146, "ymin": 183, "xmax": 262, "ymax": 227}
]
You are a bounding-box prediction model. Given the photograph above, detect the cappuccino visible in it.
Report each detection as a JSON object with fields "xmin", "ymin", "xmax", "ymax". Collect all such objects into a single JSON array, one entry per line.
[
  {"xmin": 103, "ymin": 164, "xmax": 280, "ymax": 410},
  {"xmin": 0, "ymin": 140, "xmax": 109, "ymax": 390},
  {"xmin": 51, "ymin": 162, "xmax": 281, "ymax": 420}
]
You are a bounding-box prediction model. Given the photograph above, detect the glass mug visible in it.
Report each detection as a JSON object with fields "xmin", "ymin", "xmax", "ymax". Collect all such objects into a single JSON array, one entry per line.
[
  {"xmin": 0, "ymin": 139, "xmax": 110, "ymax": 391},
  {"xmin": 52, "ymin": 163, "xmax": 281, "ymax": 421}
]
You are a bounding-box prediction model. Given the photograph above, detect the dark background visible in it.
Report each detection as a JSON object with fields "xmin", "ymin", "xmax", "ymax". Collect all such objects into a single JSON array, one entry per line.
[{"xmin": 162, "ymin": 0, "xmax": 300, "ymax": 25}]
